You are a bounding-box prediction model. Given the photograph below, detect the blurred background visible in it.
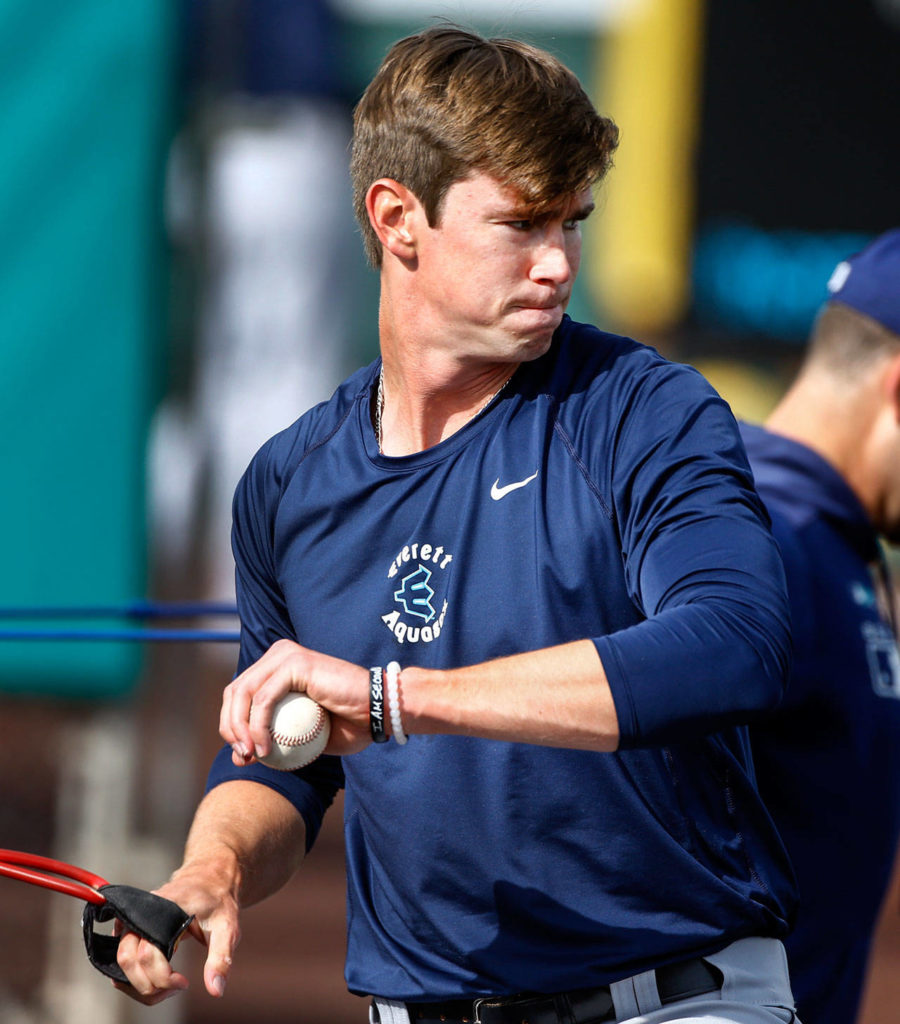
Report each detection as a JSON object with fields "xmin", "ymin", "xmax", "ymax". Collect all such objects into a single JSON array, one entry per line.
[{"xmin": 0, "ymin": 0, "xmax": 898, "ymax": 1021}]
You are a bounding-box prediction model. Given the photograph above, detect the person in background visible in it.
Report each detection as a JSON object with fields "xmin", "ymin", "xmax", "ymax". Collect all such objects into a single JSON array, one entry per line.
[
  {"xmin": 115, "ymin": 27, "xmax": 800, "ymax": 1024},
  {"xmin": 154, "ymin": 0, "xmax": 355, "ymax": 603},
  {"xmin": 741, "ymin": 228, "xmax": 900, "ymax": 1024}
]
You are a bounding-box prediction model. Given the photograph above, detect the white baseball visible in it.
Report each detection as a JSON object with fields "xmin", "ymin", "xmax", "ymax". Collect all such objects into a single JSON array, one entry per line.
[{"xmin": 259, "ymin": 693, "xmax": 331, "ymax": 771}]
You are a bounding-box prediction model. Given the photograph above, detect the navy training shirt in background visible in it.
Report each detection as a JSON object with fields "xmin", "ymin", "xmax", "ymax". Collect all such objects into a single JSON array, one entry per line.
[{"xmin": 743, "ymin": 423, "xmax": 900, "ymax": 1024}]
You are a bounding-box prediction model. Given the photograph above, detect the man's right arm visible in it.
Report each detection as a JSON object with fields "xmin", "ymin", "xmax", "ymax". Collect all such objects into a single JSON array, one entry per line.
[{"xmin": 114, "ymin": 779, "xmax": 306, "ymax": 1005}]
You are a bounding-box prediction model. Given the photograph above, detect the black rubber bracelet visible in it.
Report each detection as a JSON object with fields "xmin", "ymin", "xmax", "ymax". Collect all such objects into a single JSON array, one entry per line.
[{"xmin": 369, "ymin": 666, "xmax": 388, "ymax": 743}]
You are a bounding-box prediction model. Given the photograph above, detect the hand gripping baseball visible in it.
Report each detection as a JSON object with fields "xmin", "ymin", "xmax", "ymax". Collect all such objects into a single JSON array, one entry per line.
[{"xmin": 222, "ymin": 639, "xmax": 372, "ymax": 764}]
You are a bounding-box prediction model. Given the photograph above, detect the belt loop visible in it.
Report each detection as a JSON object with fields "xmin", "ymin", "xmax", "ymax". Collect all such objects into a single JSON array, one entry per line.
[
  {"xmin": 472, "ymin": 997, "xmax": 484, "ymax": 1024},
  {"xmin": 372, "ymin": 998, "xmax": 411, "ymax": 1024},
  {"xmin": 633, "ymin": 970, "xmax": 662, "ymax": 1014},
  {"xmin": 554, "ymin": 993, "xmax": 576, "ymax": 1024},
  {"xmin": 609, "ymin": 977, "xmax": 639, "ymax": 1021}
]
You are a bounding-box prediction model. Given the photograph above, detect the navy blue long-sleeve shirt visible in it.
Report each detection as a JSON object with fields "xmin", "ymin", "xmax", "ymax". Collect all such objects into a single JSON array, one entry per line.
[
  {"xmin": 743, "ymin": 423, "xmax": 900, "ymax": 1024},
  {"xmin": 209, "ymin": 318, "xmax": 797, "ymax": 1000}
]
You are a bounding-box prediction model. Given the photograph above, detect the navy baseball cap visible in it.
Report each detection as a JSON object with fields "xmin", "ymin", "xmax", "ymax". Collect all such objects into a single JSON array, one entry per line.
[{"xmin": 826, "ymin": 228, "xmax": 900, "ymax": 336}]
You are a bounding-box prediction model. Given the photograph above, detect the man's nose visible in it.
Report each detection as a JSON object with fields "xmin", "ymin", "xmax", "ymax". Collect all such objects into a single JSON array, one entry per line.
[{"xmin": 530, "ymin": 230, "xmax": 575, "ymax": 284}]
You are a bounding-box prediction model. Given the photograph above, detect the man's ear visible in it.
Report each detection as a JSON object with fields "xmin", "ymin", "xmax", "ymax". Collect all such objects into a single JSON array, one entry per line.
[{"xmin": 365, "ymin": 179, "xmax": 419, "ymax": 261}]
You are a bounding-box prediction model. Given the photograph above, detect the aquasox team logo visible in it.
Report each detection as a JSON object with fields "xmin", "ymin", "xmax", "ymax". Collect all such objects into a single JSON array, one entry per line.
[
  {"xmin": 854, "ymin": 578, "xmax": 900, "ymax": 700},
  {"xmin": 862, "ymin": 621, "xmax": 900, "ymax": 700},
  {"xmin": 382, "ymin": 541, "xmax": 452, "ymax": 645}
]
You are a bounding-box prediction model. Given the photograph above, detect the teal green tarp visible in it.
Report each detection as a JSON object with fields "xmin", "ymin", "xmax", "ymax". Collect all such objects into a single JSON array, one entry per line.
[{"xmin": 0, "ymin": 1, "xmax": 176, "ymax": 696}]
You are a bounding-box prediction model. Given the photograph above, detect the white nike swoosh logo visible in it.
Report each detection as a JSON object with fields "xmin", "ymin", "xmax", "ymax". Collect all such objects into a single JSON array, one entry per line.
[{"xmin": 490, "ymin": 470, "xmax": 539, "ymax": 500}]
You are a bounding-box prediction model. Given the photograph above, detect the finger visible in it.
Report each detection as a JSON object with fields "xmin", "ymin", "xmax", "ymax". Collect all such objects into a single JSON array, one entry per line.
[
  {"xmin": 110, "ymin": 968, "xmax": 189, "ymax": 1006},
  {"xmin": 115, "ymin": 933, "xmax": 189, "ymax": 1002},
  {"xmin": 203, "ymin": 951, "xmax": 233, "ymax": 998},
  {"xmin": 221, "ymin": 660, "xmax": 272, "ymax": 762},
  {"xmin": 201, "ymin": 917, "xmax": 241, "ymax": 998},
  {"xmin": 220, "ymin": 683, "xmax": 253, "ymax": 765},
  {"xmin": 230, "ymin": 672, "xmax": 268, "ymax": 762},
  {"xmin": 111, "ymin": 977, "xmax": 185, "ymax": 1006},
  {"xmin": 226, "ymin": 643, "xmax": 312, "ymax": 760},
  {"xmin": 219, "ymin": 681, "xmax": 235, "ymax": 745}
]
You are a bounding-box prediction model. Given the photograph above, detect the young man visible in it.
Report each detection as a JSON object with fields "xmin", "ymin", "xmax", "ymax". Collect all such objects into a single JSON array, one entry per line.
[
  {"xmin": 116, "ymin": 28, "xmax": 800, "ymax": 1023},
  {"xmin": 742, "ymin": 229, "xmax": 900, "ymax": 1024}
]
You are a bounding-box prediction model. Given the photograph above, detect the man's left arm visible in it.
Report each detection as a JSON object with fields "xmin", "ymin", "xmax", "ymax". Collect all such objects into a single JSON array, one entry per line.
[{"xmin": 223, "ymin": 367, "xmax": 789, "ymax": 758}]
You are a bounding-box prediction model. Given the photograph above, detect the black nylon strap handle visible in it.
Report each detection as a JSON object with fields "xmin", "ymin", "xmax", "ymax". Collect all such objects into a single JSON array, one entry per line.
[{"xmin": 81, "ymin": 884, "xmax": 193, "ymax": 983}]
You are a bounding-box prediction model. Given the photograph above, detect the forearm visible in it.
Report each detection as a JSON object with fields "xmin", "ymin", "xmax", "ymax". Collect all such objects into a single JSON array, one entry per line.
[
  {"xmin": 174, "ymin": 779, "xmax": 307, "ymax": 909},
  {"xmin": 222, "ymin": 639, "xmax": 618, "ymax": 763},
  {"xmin": 399, "ymin": 639, "xmax": 620, "ymax": 751},
  {"xmin": 113, "ymin": 779, "xmax": 307, "ymax": 1003}
]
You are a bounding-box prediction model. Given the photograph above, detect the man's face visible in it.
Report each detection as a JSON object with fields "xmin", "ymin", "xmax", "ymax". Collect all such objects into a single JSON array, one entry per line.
[{"xmin": 408, "ymin": 172, "xmax": 594, "ymax": 364}]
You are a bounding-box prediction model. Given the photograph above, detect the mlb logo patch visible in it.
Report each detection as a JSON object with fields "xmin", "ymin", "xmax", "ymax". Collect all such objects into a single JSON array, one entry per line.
[{"xmin": 862, "ymin": 621, "xmax": 900, "ymax": 699}]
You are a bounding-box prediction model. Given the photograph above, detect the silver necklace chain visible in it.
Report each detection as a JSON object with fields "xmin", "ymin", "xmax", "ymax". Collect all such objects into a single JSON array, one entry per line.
[{"xmin": 375, "ymin": 367, "xmax": 513, "ymax": 454}]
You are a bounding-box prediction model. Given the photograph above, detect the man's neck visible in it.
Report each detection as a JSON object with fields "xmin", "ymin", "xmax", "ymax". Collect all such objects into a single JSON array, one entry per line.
[{"xmin": 765, "ymin": 370, "xmax": 877, "ymax": 518}]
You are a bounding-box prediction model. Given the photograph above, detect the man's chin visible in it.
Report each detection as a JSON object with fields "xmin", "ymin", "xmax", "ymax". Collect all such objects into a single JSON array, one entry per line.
[
  {"xmin": 508, "ymin": 307, "xmax": 564, "ymax": 350},
  {"xmin": 514, "ymin": 304, "xmax": 564, "ymax": 331}
]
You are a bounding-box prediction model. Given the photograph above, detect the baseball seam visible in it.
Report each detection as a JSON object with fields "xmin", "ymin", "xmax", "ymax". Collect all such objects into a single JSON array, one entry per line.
[{"xmin": 270, "ymin": 711, "xmax": 327, "ymax": 747}]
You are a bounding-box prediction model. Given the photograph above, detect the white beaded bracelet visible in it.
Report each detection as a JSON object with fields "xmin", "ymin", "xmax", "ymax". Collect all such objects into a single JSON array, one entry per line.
[{"xmin": 385, "ymin": 660, "xmax": 408, "ymax": 745}]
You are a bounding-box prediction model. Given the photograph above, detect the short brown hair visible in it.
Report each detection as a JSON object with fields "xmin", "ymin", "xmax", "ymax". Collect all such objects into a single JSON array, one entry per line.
[
  {"xmin": 350, "ymin": 25, "xmax": 619, "ymax": 267},
  {"xmin": 807, "ymin": 301, "xmax": 900, "ymax": 379}
]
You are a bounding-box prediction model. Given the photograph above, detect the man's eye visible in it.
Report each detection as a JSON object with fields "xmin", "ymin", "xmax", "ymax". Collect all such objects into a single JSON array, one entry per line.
[{"xmin": 506, "ymin": 220, "xmax": 532, "ymax": 230}]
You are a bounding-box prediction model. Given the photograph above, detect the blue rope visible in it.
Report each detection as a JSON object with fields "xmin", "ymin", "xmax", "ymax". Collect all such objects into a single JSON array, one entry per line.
[
  {"xmin": 0, "ymin": 601, "xmax": 237, "ymax": 620},
  {"xmin": 0, "ymin": 628, "xmax": 240, "ymax": 643}
]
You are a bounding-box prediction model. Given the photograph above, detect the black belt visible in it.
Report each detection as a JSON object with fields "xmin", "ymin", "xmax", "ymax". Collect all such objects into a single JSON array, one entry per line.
[{"xmin": 400, "ymin": 957, "xmax": 723, "ymax": 1024}]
